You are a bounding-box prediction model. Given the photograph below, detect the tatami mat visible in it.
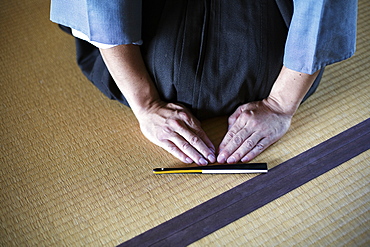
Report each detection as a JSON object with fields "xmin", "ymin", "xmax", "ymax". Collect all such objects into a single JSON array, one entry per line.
[
  {"xmin": 1, "ymin": 0, "xmax": 369, "ymax": 246},
  {"xmin": 193, "ymin": 151, "xmax": 370, "ymax": 247}
]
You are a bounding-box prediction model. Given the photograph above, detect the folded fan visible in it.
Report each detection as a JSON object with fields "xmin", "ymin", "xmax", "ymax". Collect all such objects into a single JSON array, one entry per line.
[{"xmin": 153, "ymin": 163, "xmax": 268, "ymax": 174}]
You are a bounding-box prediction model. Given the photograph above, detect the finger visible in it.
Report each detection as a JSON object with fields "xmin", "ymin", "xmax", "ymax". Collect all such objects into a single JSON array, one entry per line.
[
  {"xmin": 169, "ymin": 118, "xmax": 216, "ymax": 163},
  {"xmin": 217, "ymin": 129, "xmax": 236, "ymax": 162},
  {"xmin": 241, "ymin": 137, "xmax": 273, "ymax": 163},
  {"xmin": 167, "ymin": 133, "xmax": 209, "ymax": 166},
  {"xmin": 176, "ymin": 129, "xmax": 215, "ymax": 165},
  {"xmin": 226, "ymin": 132, "xmax": 263, "ymax": 164},
  {"xmin": 152, "ymin": 124, "xmax": 198, "ymax": 164},
  {"xmin": 179, "ymin": 111, "xmax": 216, "ymax": 154},
  {"xmin": 218, "ymin": 112, "xmax": 251, "ymax": 155},
  {"xmin": 192, "ymin": 130, "xmax": 216, "ymax": 163},
  {"xmin": 217, "ymin": 128, "xmax": 252, "ymax": 164},
  {"xmin": 228, "ymin": 107, "xmax": 242, "ymax": 129},
  {"xmin": 228, "ymin": 103, "xmax": 256, "ymax": 128},
  {"xmin": 218, "ymin": 125, "xmax": 239, "ymax": 152},
  {"xmin": 159, "ymin": 140, "xmax": 194, "ymax": 164},
  {"xmin": 196, "ymin": 129, "xmax": 215, "ymax": 153}
]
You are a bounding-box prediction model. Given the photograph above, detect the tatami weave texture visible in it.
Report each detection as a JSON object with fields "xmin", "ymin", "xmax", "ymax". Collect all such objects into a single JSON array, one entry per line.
[
  {"xmin": 192, "ymin": 151, "xmax": 369, "ymax": 247},
  {"xmin": 1, "ymin": 0, "xmax": 369, "ymax": 246}
]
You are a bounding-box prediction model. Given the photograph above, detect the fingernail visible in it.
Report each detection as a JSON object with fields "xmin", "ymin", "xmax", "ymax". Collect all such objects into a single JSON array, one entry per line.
[
  {"xmin": 241, "ymin": 156, "xmax": 250, "ymax": 163},
  {"xmin": 227, "ymin": 157, "xmax": 236, "ymax": 164},
  {"xmin": 217, "ymin": 154, "xmax": 226, "ymax": 164},
  {"xmin": 208, "ymin": 154, "xmax": 216, "ymax": 163},
  {"xmin": 199, "ymin": 157, "xmax": 208, "ymax": 166},
  {"xmin": 185, "ymin": 157, "xmax": 193, "ymax": 164}
]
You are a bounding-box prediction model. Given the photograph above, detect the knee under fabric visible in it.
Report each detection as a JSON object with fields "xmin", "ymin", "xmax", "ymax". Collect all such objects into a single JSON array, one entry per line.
[{"xmin": 64, "ymin": 0, "xmax": 323, "ymax": 119}]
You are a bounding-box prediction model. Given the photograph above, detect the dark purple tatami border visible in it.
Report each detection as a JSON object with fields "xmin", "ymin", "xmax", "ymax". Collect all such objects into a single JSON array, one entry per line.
[{"xmin": 119, "ymin": 118, "xmax": 370, "ymax": 247}]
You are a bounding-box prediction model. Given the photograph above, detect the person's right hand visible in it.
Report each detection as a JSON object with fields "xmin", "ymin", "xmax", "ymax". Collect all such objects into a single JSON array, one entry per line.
[{"xmin": 136, "ymin": 100, "xmax": 216, "ymax": 166}]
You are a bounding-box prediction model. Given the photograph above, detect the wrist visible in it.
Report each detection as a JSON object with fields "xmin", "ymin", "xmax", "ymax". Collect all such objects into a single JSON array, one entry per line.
[
  {"xmin": 267, "ymin": 66, "xmax": 320, "ymax": 115},
  {"xmin": 263, "ymin": 96, "xmax": 299, "ymax": 116},
  {"xmin": 130, "ymin": 94, "xmax": 163, "ymax": 118}
]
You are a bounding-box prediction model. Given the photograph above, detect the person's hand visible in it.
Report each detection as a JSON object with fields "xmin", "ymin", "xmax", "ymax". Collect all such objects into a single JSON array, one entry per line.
[
  {"xmin": 136, "ymin": 100, "xmax": 216, "ymax": 166},
  {"xmin": 217, "ymin": 99, "xmax": 292, "ymax": 164},
  {"xmin": 99, "ymin": 45, "xmax": 215, "ymax": 165}
]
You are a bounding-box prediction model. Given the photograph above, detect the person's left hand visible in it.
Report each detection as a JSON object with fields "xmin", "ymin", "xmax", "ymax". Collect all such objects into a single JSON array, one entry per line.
[{"xmin": 217, "ymin": 99, "xmax": 292, "ymax": 164}]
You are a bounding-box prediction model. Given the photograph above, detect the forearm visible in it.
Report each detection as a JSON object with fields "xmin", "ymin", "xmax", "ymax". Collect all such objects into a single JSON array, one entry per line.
[
  {"xmin": 100, "ymin": 44, "xmax": 215, "ymax": 165},
  {"xmin": 99, "ymin": 44, "xmax": 160, "ymax": 116},
  {"xmin": 265, "ymin": 66, "xmax": 320, "ymax": 116}
]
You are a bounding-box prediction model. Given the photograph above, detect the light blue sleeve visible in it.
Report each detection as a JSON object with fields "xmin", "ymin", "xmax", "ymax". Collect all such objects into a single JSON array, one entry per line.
[
  {"xmin": 283, "ymin": 0, "xmax": 357, "ymax": 74},
  {"xmin": 50, "ymin": 0, "xmax": 142, "ymax": 45}
]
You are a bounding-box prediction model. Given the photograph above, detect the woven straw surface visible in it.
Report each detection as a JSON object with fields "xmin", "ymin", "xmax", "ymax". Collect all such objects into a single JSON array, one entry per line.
[
  {"xmin": 192, "ymin": 151, "xmax": 370, "ymax": 247},
  {"xmin": 1, "ymin": 0, "xmax": 369, "ymax": 246}
]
